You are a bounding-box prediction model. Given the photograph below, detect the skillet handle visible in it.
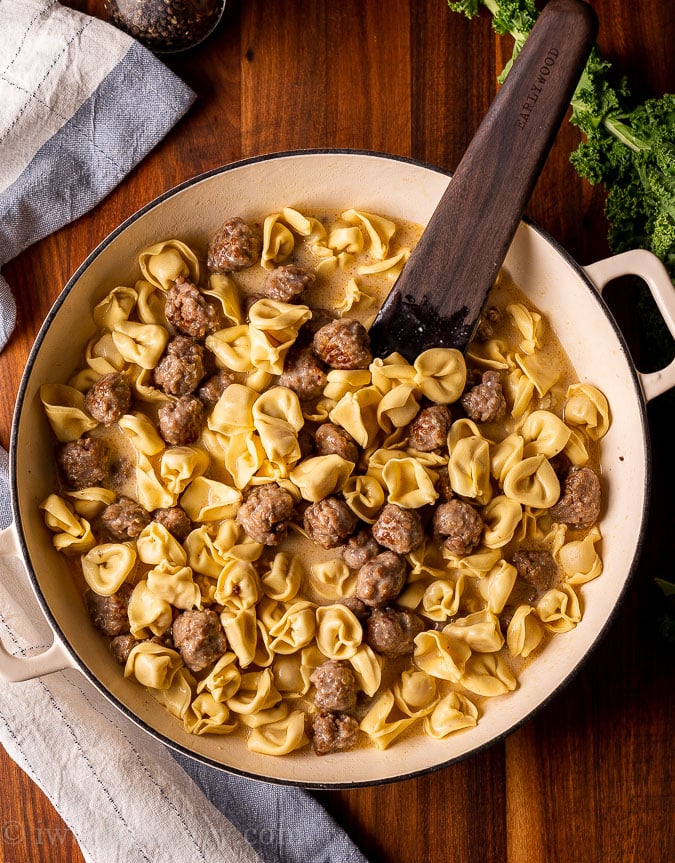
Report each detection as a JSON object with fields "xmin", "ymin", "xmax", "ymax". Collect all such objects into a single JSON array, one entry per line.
[
  {"xmin": 0, "ymin": 526, "xmax": 78, "ymax": 682},
  {"xmin": 0, "ymin": 634, "xmax": 75, "ymax": 682},
  {"xmin": 583, "ymin": 249, "xmax": 675, "ymax": 403}
]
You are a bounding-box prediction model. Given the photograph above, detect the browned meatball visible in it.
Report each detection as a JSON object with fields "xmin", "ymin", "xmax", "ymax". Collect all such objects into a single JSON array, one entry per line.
[
  {"xmin": 207, "ymin": 217, "xmax": 261, "ymax": 272},
  {"xmin": 85, "ymin": 584, "xmax": 133, "ymax": 637},
  {"xmin": 301, "ymin": 307, "xmax": 337, "ymax": 337},
  {"xmin": 313, "ymin": 318, "xmax": 372, "ymax": 370},
  {"xmin": 84, "ymin": 372, "xmax": 131, "ymax": 426},
  {"xmin": 512, "ymin": 549, "xmax": 558, "ymax": 593},
  {"xmin": 550, "ymin": 466, "xmax": 601, "ymax": 529},
  {"xmin": 154, "ymin": 336, "xmax": 205, "ymax": 396},
  {"xmin": 278, "ymin": 346, "xmax": 327, "ymax": 401},
  {"xmin": 460, "ymin": 370, "xmax": 506, "ymax": 423},
  {"xmin": 100, "ymin": 496, "xmax": 150, "ymax": 541},
  {"xmin": 464, "ymin": 367, "xmax": 483, "ymax": 390},
  {"xmin": 152, "ymin": 506, "xmax": 193, "ymax": 543},
  {"xmin": 262, "ymin": 264, "xmax": 315, "ymax": 303},
  {"xmin": 172, "ymin": 609, "xmax": 228, "ymax": 673},
  {"xmin": 165, "ymin": 276, "xmax": 221, "ymax": 339},
  {"xmin": 474, "ymin": 306, "xmax": 501, "ymax": 342},
  {"xmin": 549, "ymin": 451, "xmax": 573, "ymax": 481},
  {"xmin": 435, "ymin": 470, "xmax": 454, "ymax": 502},
  {"xmin": 298, "ymin": 427, "xmax": 315, "ymax": 459},
  {"xmin": 337, "ymin": 596, "xmax": 370, "ymax": 621},
  {"xmin": 409, "ymin": 405, "xmax": 452, "ymax": 452},
  {"xmin": 157, "ymin": 395, "xmax": 203, "ymax": 445},
  {"xmin": 57, "ymin": 437, "xmax": 110, "ymax": 489},
  {"xmin": 355, "ymin": 551, "xmax": 407, "ymax": 608},
  {"xmin": 371, "ymin": 503, "xmax": 424, "ymax": 554},
  {"xmin": 341, "ymin": 528, "xmax": 381, "ymax": 570},
  {"xmin": 310, "ymin": 660, "xmax": 357, "ymax": 712},
  {"xmin": 197, "ymin": 370, "xmax": 234, "ymax": 407},
  {"xmin": 110, "ymin": 634, "xmax": 137, "ymax": 665},
  {"xmin": 364, "ymin": 607, "xmax": 425, "ymax": 658},
  {"xmin": 303, "ymin": 496, "xmax": 357, "ymax": 549},
  {"xmin": 312, "ymin": 711, "xmax": 360, "ymax": 756},
  {"xmin": 236, "ymin": 482, "xmax": 295, "ymax": 546},
  {"xmin": 314, "ymin": 423, "xmax": 359, "ymax": 462},
  {"xmin": 433, "ymin": 499, "xmax": 484, "ymax": 556}
]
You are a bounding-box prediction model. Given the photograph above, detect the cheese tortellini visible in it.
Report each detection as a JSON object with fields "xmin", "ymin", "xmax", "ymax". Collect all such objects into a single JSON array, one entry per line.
[{"xmin": 41, "ymin": 204, "xmax": 610, "ymax": 760}]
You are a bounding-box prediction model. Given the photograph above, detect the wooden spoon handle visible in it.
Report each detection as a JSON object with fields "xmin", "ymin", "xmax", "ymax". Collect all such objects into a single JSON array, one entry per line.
[{"xmin": 369, "ymin": 0, "xmax": 597, "ymax": 359}]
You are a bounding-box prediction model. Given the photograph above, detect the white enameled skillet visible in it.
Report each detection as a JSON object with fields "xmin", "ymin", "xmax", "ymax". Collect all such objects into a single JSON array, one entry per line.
[{"xmin": 2, "ymin": 151, "xmax": 674, "ymax": 787}]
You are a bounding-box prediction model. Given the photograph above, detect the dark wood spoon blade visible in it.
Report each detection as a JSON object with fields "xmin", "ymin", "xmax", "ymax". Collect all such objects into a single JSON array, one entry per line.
[{"xmin": 368, "ymin": 0, "xmax": 597, "ymax": 361}]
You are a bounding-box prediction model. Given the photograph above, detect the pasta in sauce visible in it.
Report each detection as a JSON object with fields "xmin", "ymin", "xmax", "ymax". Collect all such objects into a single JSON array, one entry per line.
[{"xmin": 41, "ymin": 207, "xmax": 610, "ymax": 757}]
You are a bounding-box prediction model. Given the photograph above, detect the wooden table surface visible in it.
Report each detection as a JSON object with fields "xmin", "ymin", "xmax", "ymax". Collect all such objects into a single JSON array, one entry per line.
[{"xmin": 1, "ymin": 1, "xmax": 673, "ymax": 861}]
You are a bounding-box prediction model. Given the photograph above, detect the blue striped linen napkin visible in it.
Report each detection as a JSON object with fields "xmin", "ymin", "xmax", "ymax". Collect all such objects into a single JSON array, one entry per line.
[{"xmin": 0, "ymin": 3, "xmax": 369, "ymax": 861}]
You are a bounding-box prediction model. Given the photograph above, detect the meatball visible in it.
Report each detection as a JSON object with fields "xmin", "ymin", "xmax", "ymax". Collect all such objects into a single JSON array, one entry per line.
[
  {"xmin": 355, "ymin": 551, "xmax": 407, "ymax": 609},
  {"xmin": 337, "ymin": 596, "xmax": 370, "ymax": 621},
  {"xmin": 549, "ymin": 451, "xmax": 573, "ymax": 481},
  {"xmin": 100, "ymin": 496, "xmax": 150, "ymax": 541},
  {"xmin": 313, "ymin": 318, "xmax": 372, "ymax": 370},
  {"xmin": 157, "ymin": 395, "xmax": 203, "ymax": 445},
  {"xmin": 172, "ymin": 609, "xmax": 228, "ymax": 673},
  {"xmin": 303, "ymin": 496, "xmax": 357, "ymax": 549},
  {"xmin": 300, "ymin": 307, "xmax": 337, "ymax": 338},
  {"xmin": 298, "ymin": 427, "xmax": 315, "ymax": 459},
  {"xmin": 460, "ymin": 370, "xmax": 506, "ymax": 423},
  {"xmin": 85, "ymin": 584, "xmax": 132, "ymax": 637},
  {"xmin": 84, "ymin": 372, "xmax": 131, "ymax": 426},
  {"xmin": 408, "ymin": 405, "xmax": 452, "ymax": 452},
  {"xmin": 164, "ymin": 276, "xmax": 221, "ymax": 339},
  {"xmin": 474, "ymin": 306, "xmax": 501, "ymax": 342},
  {"xmin": 110, "ymin": 634, "xmax": 137, "ymax": 665},
  {"xmin": 371, "ymin": 503, "xmax": 424, "ymax": 555},
  {"xmin": 433, "ymin": 499, "xmax": 484, "ymax": 556},
  {"xmin": 236, "ymin": 482, "xmax": 295, "ymax": 546},
  {"xmin": 57, "ymin": 437, "xmax": 110, "ymax": 489},
  {"xmin": 207, "ymin": 217, "xmax": 261, "ymax": 272},
  {"xmin": 152, "ymin": 506, "xmax": 193, "ymax": 543},
  {"xmin": 153, "ymin": 336, "xmax": 205, "ymax": 396},
  {"xmin": 314, "ymin": 423, "xmax": 359, "ymax": 462},
  {"xmin": 262, "ymin": 264, "xmax": 315, "ymax": 303},
  {"xmin": 310, "ymin": 660, "xmax": 357, "ymax": 712},
  {"xmin": 197, "ymin": 370, "xmax": 234, "ymax": 407},
  {"xmin": 512, "ymin": 549, "xmax": 558, "ymax": 593},
  {"xmin": 341, "ymin": 528, "xmax": 381, "ymax": 570},
  {"xmin": 364, "ymin": 607, "xmax": 425, "ymax": 658},
  {"xmin": 278, "ymin": 346, "xmax": 327, "ymax": 401},
  {"xmin": 550, "ymin": 466, "xmax": 601, "ymax": 529},
  {"xmin": 312, "ymin": 711, "xmax": 359, "ymax": 756},
  {"xmin": 435, "ymin": 470, "xmax": 454, "ymax": 502}
]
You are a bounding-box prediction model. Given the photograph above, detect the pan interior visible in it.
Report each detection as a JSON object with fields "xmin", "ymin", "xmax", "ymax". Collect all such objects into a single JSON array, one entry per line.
[{"xmin": 11, "ymin": 151, "xmax": 649, "ymax": 786}]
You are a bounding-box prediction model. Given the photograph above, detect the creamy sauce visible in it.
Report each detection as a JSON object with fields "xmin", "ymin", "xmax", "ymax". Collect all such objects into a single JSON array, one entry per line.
[{"xmin": 50, "ymin": 209, "xmax": 606, "ymax": 754}]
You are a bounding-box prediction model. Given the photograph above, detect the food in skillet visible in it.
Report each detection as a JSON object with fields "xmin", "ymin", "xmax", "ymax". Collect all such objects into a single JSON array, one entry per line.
[{"xmin": 39, "ymin": 207, "xmax": 610, "ymax": 756}]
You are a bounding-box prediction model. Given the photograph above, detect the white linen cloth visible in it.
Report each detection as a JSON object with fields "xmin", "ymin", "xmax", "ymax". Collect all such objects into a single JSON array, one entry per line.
[
  {"xmin": 0, "ymin": 3, "xmax": 369, "ymax": 861},
  {"xmin": 0, "ymin": 528, "xmax": 261, "ymax": 863},
  {"xmin": 0, "ymin": 527, "xmax": 366, "ymax": 863}
]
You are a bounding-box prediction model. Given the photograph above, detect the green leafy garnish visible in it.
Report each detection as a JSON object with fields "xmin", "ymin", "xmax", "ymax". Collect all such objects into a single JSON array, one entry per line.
[{"xmin": 448, "ymin": 0, "xmax": 675, "ymax": 280}]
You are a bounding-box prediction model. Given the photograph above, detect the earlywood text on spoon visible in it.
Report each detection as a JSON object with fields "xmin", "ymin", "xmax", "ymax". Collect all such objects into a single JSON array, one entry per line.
[{"xmin": 516, "ymin": 48, "xmax": 560, "ymax": 128}]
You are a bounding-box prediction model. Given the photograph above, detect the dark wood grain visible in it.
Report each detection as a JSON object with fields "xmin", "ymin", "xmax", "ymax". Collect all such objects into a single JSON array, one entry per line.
[
  {"xmin": 370, "ymin": 0, "xmax": 598, "ymax": 358},
  {"xmin": 1, "ymin": 2, "xmax": 673, "ymax": 863}
]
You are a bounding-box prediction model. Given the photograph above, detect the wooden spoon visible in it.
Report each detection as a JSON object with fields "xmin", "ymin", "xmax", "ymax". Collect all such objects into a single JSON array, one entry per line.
[{"xmin": 368, "ymin": 0, "xmax": 598, "ymax": 360}]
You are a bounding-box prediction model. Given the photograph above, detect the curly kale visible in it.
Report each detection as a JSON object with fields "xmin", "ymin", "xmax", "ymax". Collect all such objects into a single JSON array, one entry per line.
[{"xmin": 448, "ymin": 1, "xmax": 675, "ymax": 279}]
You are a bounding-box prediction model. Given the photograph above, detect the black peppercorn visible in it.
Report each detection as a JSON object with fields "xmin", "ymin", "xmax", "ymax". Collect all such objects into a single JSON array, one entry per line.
[{"xmin": 104, "ymin": 0, "xmax": 225, "ymax": 53}]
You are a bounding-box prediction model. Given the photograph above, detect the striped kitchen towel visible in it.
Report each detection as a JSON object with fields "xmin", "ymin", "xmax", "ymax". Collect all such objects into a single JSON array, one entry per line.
[
  {"xmin": 0, "ymin": 0, "xmax": 195, "ymax": 353},
  {"xmin": 0, "ymin": 4, "xmax": 369, "ymax": 863}
]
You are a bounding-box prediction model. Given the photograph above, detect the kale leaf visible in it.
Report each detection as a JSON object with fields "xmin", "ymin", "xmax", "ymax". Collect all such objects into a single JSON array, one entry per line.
[{"xmin": 448, "ymin": 1, "xmax": 675, "ymax": 279}]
